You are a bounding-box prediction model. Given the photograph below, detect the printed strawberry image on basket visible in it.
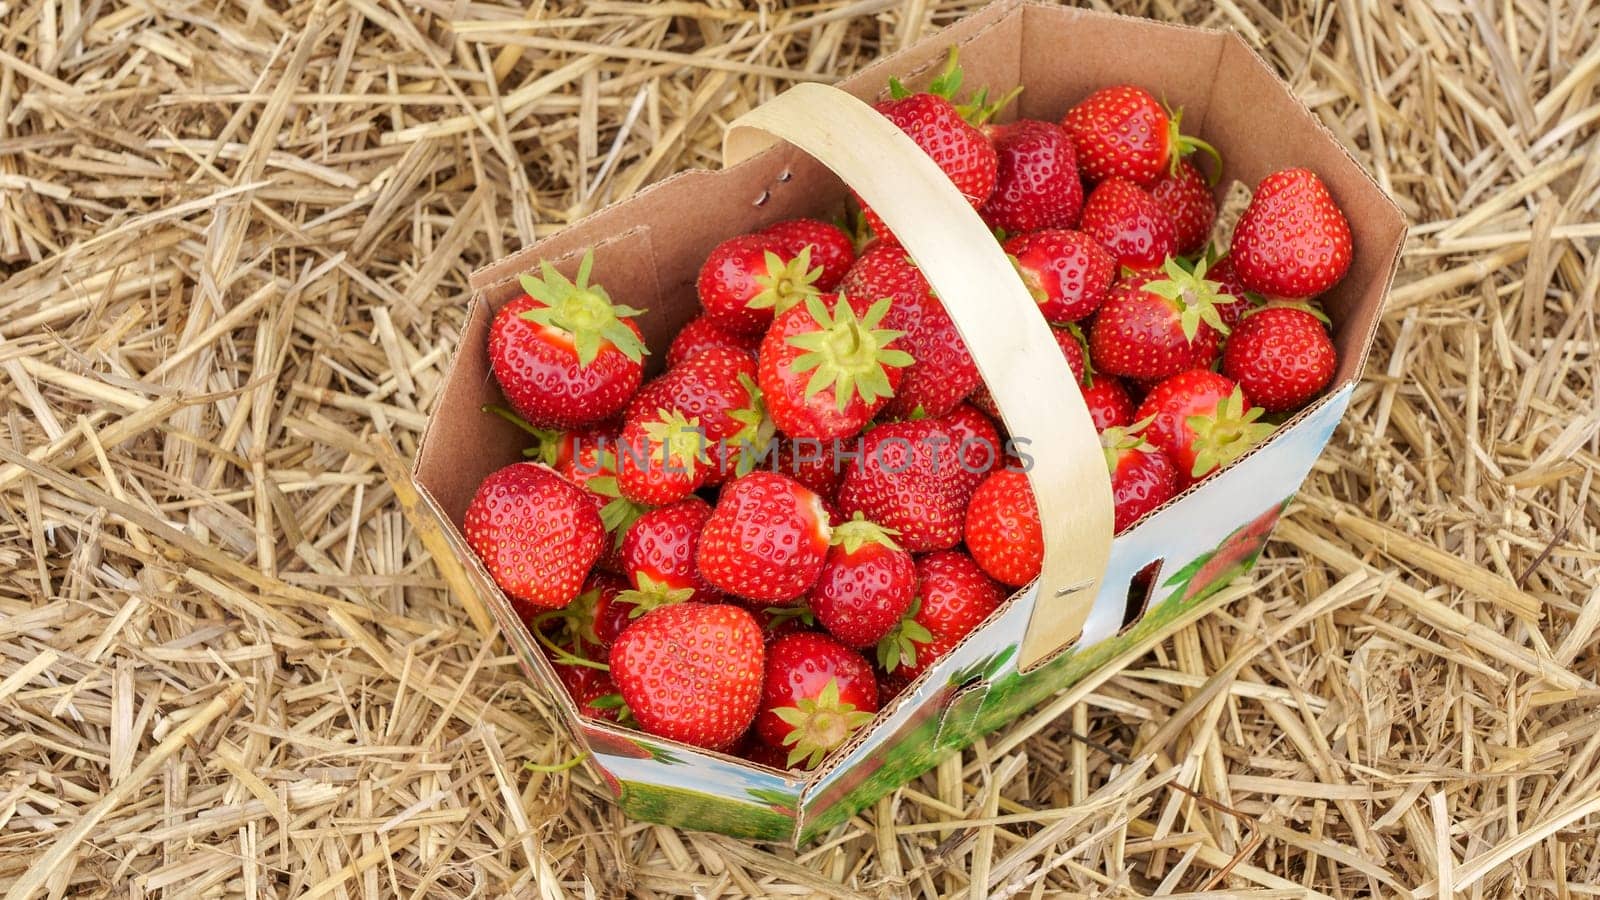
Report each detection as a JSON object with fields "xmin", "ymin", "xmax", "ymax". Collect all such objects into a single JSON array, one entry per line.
[{"xmin": 413, "ymin": 2, "xmax": 1405, "ymax": 844}]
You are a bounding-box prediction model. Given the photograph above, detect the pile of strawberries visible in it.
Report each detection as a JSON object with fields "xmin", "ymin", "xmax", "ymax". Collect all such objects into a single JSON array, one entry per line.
[{"xmin": 462, "ymin": 51, "xmax": 1354, "ymax": 769}]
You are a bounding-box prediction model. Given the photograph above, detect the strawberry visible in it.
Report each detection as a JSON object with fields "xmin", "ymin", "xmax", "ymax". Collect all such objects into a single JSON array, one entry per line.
[
  {"xmin": 755, "ymin": 632, "xmax": 879, "ymax": 769},
  {"xmin": 659, "ymin": 347, "xmax": 760, "ymax": 449},
  {"xmin": 836, "ymin": 419, "xmax": 966, "ymax": 553},
  {"xmin": 1080, "ymin": 177, "xmax": 1178, "ymax": 270},
  {"xmin": 1060, "ymin": 85, "xmax": 1218, "ymax": 187},
  {"xmin": 610, "ymin": 602, "xmax": 765, "ymax": 750},
  {"xmin": 553, "ymin": 661, "xmax": 623, "ymax": 722},
  {"xmin": 697, "ymin": 472, "xmax": 832, "ymax": 603},
  {"xmin": 964, "ymin": 469, "xmax": 1043, "ymax": 587},
  {"xmin": 1149, "ymin": 159, "xmax": 1216, "ymax": 255},
  {"xmin": 840, "ymin": 243, "xmax": 981, "ymax": 419},
  {"xmin": 697, "ymin": 234, "xmax": 821, "ymax": 336},
  {"xmin": 490, "ymin": 251, "xmax": 648, "ymax": 429},
  {"xmin": 1004, "ymin": 229, "xmax": 1116, "ymax": 324},
  {"xmin": 761, "ymin": 219, "xmax": 855, "ymax": 291},
  {"xmin": 1082, "ymin": 375, "xmax": 1136, "ymax": 432},
  {"xmin": 623, "ymin": 376, "xmax": 674, "ymax": 425},
  {"xmin": 556, "ymin": 436, "xmax": 646, "ymax": 574},
  {"xmin": 861, "ymin": 49, "xmax": 1001, "ymax": 239},
  {"xmin": 1087, "ymin": 258, "xmax": 1232, "ymax": 381},
  {"xmin": 1229, "ymin": 168, "xmax": 1353, "ymax": 299},
  {"xmin": 774, "ymin": 437, "xmax": 844, "ymax": 500},
  {"xmin": 808, "ymin": 514, "xmax": 917, "ymax": 648},
  {"xmin": 980, "ymin": 119, "xmax": 1083, "ymax": 233},
  {"xmin": 464, "ymin": 461, "xmax": 605, "ymax": 613},
  {"xmin": 877, "ymin": 550, "xmax": 1003, "ymax": 676},
  {"xmin": 1102, "ymin": 423, "xmax": 1181, "ymax": 533},
  {"xmin": 1204, "ymin": 254, "xmax": 1261, "ymax": 330},
  {"xmin": 586, "ymin": 572, "xmax": 636, "ymax": 647},
  {"xmin": 757, "ymin": 294, "xmax": 911, "ymax": 440},
  {"xmin": 666, "ymin": 315, "xmax": 760, "ymax": 368},
  {"xmin": 940, "ymin": 402, "xmax": 1002, "ymax": 493},
  {"xmin": 615, "ymin": 407, "xmax": 711, "ymax": 505},
  {"xmin": 619, "ymin": 498, "xmax": 720, "ymax": 613},
  {"xmin": 1220, "ymin": 306, "xmax": 1336, "ymax": 412},
  {"xmin": 1136, "ymin": 369, "xmax": 1275, "ymax": 484}
]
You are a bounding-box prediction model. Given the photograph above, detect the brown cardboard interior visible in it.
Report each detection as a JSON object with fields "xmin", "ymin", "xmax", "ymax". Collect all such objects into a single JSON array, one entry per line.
[{"xmin": 413, "ymin": 0, "xmax": 1406, "ymax": 807}]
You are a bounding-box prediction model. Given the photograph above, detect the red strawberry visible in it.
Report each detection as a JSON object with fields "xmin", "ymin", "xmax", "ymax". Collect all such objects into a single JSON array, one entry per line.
[
  {"xmin": 835, "ymin": 419, "xmax": 965, "ymax": 553},
  {"xmin": 553, "ymin": 662, "xmax": 623, "ymax": 722},
  {"xmin": 1102, "ymin": 423, "xmax": 1181, "ymax": 533},
  {"xmin": 587, "ymin": 572, "xmax": 636, "ymax": 647},
  {"xmin": 667, "ymin": 315, "xmax": 760, "ymax": 368},
  {"xmin": 1221, "ymin": 306, "xmax": 1336, "ymax": 412},
  {"xmin": 861, "ymin": 50, "xmax": 1000, "ymax": 239},
  {"xmin": 1082, "ymin": 376, "xmax": 1136, "ymax": 432},
  {"xmin": 1136, "ymin": 369, "xmax": 1275, "ymax": 484},
  {"xmin": 697, "ymin": 234, "xmax": 821, "ymax": 336},
  {"xmin": 1149, "ymin": 159, "xmax": 1216, "ymax": 255},
  {"xmin": 620, "ymin": 498, "xmax": 720, "ymax": 613},
  {"xmin": 1229, "ymin": 168, "xmax": 1353, "ymax": 299},
  {"xmin": 615, "ymin": 407, "xmax": 711, "ymax": 505},
  {"xmin": 623, "ymin": 376, "xmax": 673, "ymax": 425},
  {"xmin": 697, "ymin": 472, "xmax": 832, "ymax": 603},
  {"xmin": 761, "ymin": 219, "xmax": 855, "ymax": 291},
  {"xmin": 808, "ymin": 514, "xmax": 917, "ymax": 648},
  {"xmin": 757, "ymin": 294, "xmax": 911, "ymax": 440},
  {"xmin": 659, "ymin": 347, "xmax": 760, "ymax": 448},
  {"xmin": 755, "ymin": 632, "xmax": 879, "ymax": 769},
  {"xmin": 464, "ymin": 462, "xmax": 605, "ymax": 613},
  {"xmin": 1088, "ymin": 260, "xmax": 1231, "ymax": 381},
  {"xmin": 939, "ymin": 402, "xmax": 1002, "ymax": 493},
  {"xmin": 964, "ymin": 469, "xmax": 1043, "ymax": 587},
  {"xmin": 774, "ymin": 437, "xmax": 844, "ymax": 500},
  {"xmin": 981, "ymin": 119, "xmax": 1083, "ymax": 233},
  {"xmin": 876, "ymin": 550, "xmax": 1003, "ymax": 676},
  {"xmin": 840, "ymin": 243, "xmax": 981, "ymax": 419},
  {"xmin": 1080, "ymin": 177, "xmax": 1178, "ymax": 270},
  {"xmin": 1205, "ymin": 254, "xmax": 1261, "ymax": 330},
  {"xmin": 1061, "ymin": 85, "xmax": 1218, "ymax": 187},
  {"xmin": 1005, "ymin": 229, "xmax": 1116, "ymax": 324},
  {"xmin": 610, "ymin": 602, "xmax": 765, "ymax": 750},
  {"xmin": 490, "ymin": 252, "xmax": 647, "ymax": 429},
  {"xmin": 555, "ymin": 436, "xmax": 645, "ymax": 574}
]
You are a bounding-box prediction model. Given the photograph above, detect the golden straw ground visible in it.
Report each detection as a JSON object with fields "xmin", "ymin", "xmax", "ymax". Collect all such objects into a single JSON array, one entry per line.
[{"xmin": 1, "ymin": 0, "xmax": 1597, "ymax": 896}]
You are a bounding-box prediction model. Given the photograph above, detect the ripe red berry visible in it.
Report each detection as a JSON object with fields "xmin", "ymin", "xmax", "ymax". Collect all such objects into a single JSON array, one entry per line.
[
  {"xmin": 666, "ymin": 315, "xmax": 760, "ymax": 368},
  {"xmin": 489, "ymin": 252, "xmax": 647, "ymax": 430},
  {"xmin": 876, "ymin": 550, "xmax": 1004, "ymax": 677},
  {"xmin": 1221, "ymin": 306, "xmax": 1337, "ymax": 412},
  {"xmin": 1229, "ymin": 167, "xmax": 1353, "ymax": 299},
  {"xmin": 1136, "ymin": 369, "xmax": 1275, "ymax": 484},
  {"xmin": 835, "ymin": 419, "xmax": 966, "ymax": 553},
  {"xmin": 808, "ymin": 515, "xmax": 917, "ymax": 648},
  {"xmin": 1080, "ymin": 177, "xmax": 1178, "ymax": 270},
  {"xmin": 1149, "ymin": 159, "xmax": 1216, "ymax": 255},
  {"xmin": 964, "ymin": 469, "xmax": 1043, "ymax": 587},
  {"xmin": 755, "ymin": 632, "xmax": 879, "ymax": 769},
  {"xmin": 464, "ymin": 462, "xmax": 605, "ymax": 613},
  {"xmin": 619, "ymin": 498, "xmax": 721, "ymax": 611},
  {"xmin": 697, "ymin": 234, "xmax": 821, "ymax": 336},
  {"xmin": 1004, "ymin": 229, "xmax": 1116, "ymax": 324},
  {"xmin": 761, "ymin": 219, "xmax": 856, "ymax": 291},
  {"xmin": 696, "ymin": 472, "xmax": 832, "ymax": 603},
  {"xmin": 758, "ymin": 294, "xmax": 911, "ymax": 440},
  {"xmin": 610, "ymin": 602, "xmax": 765, "ymax": 750},
  {"xmin": 981, "ymin": 119, "xmax": 1083, "ymax": 232},
  {"xmin": 1088, "ymin": 261, "xmax": 1230, "ymax": 381},
  {"xmin": 1082, "ymin": 376, "xmax": 1136, "ymax": 432},
  {"xmin": 1061, "ymin": 85, "xmax": 1217, "ymax": 187},
  {"xmin": 1101, "ymin": 425, "xmax": 1181, "ymax": 533}
]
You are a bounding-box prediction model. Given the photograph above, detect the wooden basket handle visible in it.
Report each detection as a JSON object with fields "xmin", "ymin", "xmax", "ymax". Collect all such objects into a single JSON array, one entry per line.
[{"xmin": 724, "ymin": 83, "xmax": 1114, "ymax": 671}]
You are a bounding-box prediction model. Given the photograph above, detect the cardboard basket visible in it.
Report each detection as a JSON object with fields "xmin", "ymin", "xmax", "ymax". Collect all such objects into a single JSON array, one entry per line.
[{"xmin": 413, "ymin": 0, "xmax": 1406, "ymax": 845}]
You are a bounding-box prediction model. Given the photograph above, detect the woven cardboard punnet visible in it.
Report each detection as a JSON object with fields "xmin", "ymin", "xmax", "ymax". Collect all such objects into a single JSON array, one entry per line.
[{"xmin": 414, "ymin": 1, "xmax": 1405, "ymax": 844}]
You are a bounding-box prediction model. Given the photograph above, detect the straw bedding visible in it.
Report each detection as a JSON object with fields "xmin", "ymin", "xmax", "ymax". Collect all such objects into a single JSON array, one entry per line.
[{"xmin": 0, "ymin": 0, "xmax": 1596, "ymax": 896}]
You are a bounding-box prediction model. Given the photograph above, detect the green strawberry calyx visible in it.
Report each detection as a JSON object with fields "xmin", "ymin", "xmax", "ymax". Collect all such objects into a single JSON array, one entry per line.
[
  {"xmin": 617, "ymin": 572, "xmax": 695, "ymax": 617},
  {"xmin": 583, "ymin": 467, "xmax": 651, "ymax": 549},
  {"xmin": 1140, "ymin": 257, "xmax": 1233, "ymax": 343},
  {"xmin": 1099, "ymin": 415, "xmax": 1159, "ymax": 473},
  {"xmin": 518, "ymin": 249, "xmax": 649, "ymax": 367},
  {"xmin": 772, "ymin": 678, "xmax": 876, "ymax": 770},
  {"xmin": 481, "ymin": 404, "xmax": 568, "ymax": 463},
  {"xmin": 641, "ymin": 409, "xmax": 711, "ymax": 474},
  {"xmin": 887, "ymin": 47, "xmax": 1020, "ymax": 127},
  {"xmin": 1185, "ymin": 387, "xmax": 1275, "ymax": 479},
  {"xmin": 584, "ymin": 693, "xmax": 636, "ymax": 726},
  {"xmin": 1165, "ymin": 104, "xmax": 1223, "ymax": 184},
  {"xmin": 747, "ymin": 247, "xmax": 822, "ymax": 316},
  {"xmin": 875, "ymin": 597, "xmax": 935, "ymax": 674},
  {"xmin": 786, "ymin": 294, "xmax": 913, "ymax": 413},
  {"xmin": 829, "ymin": 512, "xmax": 902, "ymax": 554},
  {"xmin": 529, "ymin": 612, "xmax": 610, "ymax": 672},
  {"xmin": 727, "ymin": 374, "xmax": 779, "ymax": 478}
]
